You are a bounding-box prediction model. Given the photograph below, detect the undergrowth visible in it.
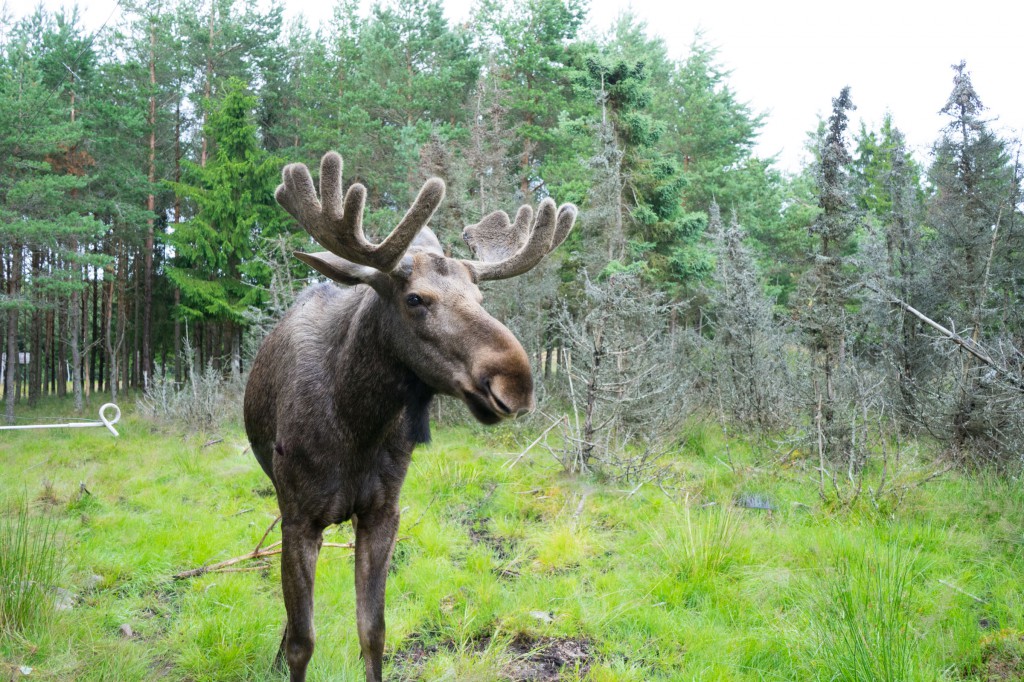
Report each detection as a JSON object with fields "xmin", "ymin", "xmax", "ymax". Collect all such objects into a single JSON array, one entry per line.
[{"xmin": 0, "ymin": 401, "xmax": 1019, "ymax": 680}]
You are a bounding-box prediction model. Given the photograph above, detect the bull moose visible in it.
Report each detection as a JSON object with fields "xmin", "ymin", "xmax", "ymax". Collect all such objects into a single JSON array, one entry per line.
[{"xmin": 243, "ymin": 151, "xmax": 576, "ymax": 681}]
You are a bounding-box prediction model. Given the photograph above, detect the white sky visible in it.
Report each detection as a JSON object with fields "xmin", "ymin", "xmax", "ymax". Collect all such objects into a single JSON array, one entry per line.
[{"xmin": 8, "ymin": 0, "xmax": 1024, "ymax": 172}]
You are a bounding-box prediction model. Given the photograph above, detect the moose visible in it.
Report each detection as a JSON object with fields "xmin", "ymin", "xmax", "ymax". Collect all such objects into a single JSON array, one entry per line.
[{"xmin": 243, "ymin": 151, "xmax": 576, "ymax": 681}]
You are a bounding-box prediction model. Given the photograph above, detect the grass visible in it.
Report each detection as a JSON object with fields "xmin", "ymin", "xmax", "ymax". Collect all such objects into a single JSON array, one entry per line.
[
  {"xmin": 0, "ymin": 397, "xmax": 1021, "ymax": 680},
  {"xmin": 0, "ymin": 500, "xmax": 64, "ymax": 642},
  {"xmin": 810, "ymin": 544, "xmax": 924, "ymax": 681}
]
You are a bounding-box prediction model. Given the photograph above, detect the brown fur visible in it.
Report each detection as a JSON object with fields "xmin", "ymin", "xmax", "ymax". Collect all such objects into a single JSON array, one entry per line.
[{"xmin": 244, "ymin": 152, "xmax": 574, "ymax": 681}]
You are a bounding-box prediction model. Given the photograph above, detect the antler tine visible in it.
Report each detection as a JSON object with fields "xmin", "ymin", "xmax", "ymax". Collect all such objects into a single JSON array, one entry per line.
[
  {"xmin": 463, "ymin": 200, "xmax": 578, "ymax": 282},
  {"xmin": 275, "ymin": 151, "xmax": 446, "ymax": 272},
  {"xmin": 371, "ymin": 176, "xmax": 446, "ymax": 271}
]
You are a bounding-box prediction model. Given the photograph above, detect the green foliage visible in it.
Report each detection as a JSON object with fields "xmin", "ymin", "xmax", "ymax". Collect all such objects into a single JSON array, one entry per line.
[
  {"xmin": 475, "ymin": 0, "xmax": 587, "ymax": 195},
  {"xmin": 0, "ymin": 15, "xmax": 108, "ymax": 317},
  {"xmin": 852, "ymin": 114, "xmax": 923, "ymax": 218},
  {"xmin": 167, "ymin": 79, "xmax": 286, "ymax": 323}
]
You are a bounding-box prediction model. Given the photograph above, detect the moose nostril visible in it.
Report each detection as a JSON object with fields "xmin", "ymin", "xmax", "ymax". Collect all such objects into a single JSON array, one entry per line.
[
  {"xmin": 492, "ymin": 393, "xmax": 511, "ymax": 415},
  {"xmin": 480, "ymin": 377, "xmax": 512, "ymax": 415}
]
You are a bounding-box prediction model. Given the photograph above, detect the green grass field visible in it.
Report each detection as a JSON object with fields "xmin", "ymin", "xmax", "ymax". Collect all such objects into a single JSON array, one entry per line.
[{"xmin": 1, "ymin": 399, "xmax": 1022, "ymax": 681}]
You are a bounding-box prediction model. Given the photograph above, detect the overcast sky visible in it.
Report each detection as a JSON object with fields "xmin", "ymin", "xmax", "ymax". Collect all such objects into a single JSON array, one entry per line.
[{"xmin": 8, "ymin": 0, "xmax": 1024, "ymax": 172}]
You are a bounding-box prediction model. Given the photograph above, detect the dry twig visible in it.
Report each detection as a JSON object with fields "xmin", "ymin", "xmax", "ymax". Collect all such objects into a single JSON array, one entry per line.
[{"xmin": 173, "ymin": 539, "xmax": 355, "ymax": 580}]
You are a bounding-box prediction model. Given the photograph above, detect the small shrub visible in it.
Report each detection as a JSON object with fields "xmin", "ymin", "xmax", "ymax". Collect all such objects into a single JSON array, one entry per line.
[
  {"xmin": 0, "ymin": 501, "xmax": 64, "ymax": 639},
  {"xmin": 138, "ymin": 337, "xmax": 242, "ymax": 431},
  {"xmin": 552, "ymin": 272, "xmax": 691, "ymax": 482}
]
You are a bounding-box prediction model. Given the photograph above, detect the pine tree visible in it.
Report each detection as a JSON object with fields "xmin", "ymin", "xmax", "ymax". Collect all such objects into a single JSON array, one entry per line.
[
  {"xmin": 474, "ymin": 0, "xmax": 586, "ymax": 199},
  {"xmin": 0, "ymin": 13, "xmax": 105, "ymax": 418}
]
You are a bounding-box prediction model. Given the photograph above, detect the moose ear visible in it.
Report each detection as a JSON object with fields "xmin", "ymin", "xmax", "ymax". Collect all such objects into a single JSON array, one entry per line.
[{"xmin": 295, "ymin": 251, "xmax": 390, "ymax": 289}]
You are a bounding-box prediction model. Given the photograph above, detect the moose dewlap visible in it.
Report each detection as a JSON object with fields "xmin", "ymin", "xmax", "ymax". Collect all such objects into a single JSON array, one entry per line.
[{"xmin": 243, "ymin": 151, "xmax": 576, "ymax": 682}]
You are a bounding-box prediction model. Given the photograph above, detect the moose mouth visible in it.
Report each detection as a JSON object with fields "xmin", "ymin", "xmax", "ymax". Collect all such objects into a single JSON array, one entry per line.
[{"xmin": 461, "ymin": 384, "xmax": 513, "ymax": 425}]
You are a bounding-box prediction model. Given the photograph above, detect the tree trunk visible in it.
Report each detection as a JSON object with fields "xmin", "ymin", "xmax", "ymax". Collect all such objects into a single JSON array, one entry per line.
[
  {"xmin": 142, "ymin": 18, "xmax": 157, "ymax": 390},
  {"xmin": 173, "ymin": 97, "xmax": 183, "ymax": 383},
  {"xmin": 56, "ymin": 302, "xmax": 67, "ymax": 399},
  {"xmin": 44, "ymin": 307, "xmax": 53, "ymax": 397},
  {"xmin": 28, "ymin": 251, "xmax": 41, "ymax": 406},
  {"xmin": 201, "ymin": 0, "xmax": 214, "ymax": 167},
  {"xmin": 104, "ymin": 272, "xmax": 116, "ymax": 401},
  {"xmin": 174, "ymin": 288, "xmax": 181, "ymax": 382},
  {"xmin": 132, "ymin": 255, "xmax": 141, "ymax": 389},
  {"xmin": 5, "ymin": 245, "xmax": 21, "ymax": 424},
  {"xmin": 229, "ymin": 320, "xmax": 241, "ymax": 378},
  {"xmin": 91, "ymin": 268, "xmax": 99, "ymax": 394},
  {"xmin": 117, "ymin": 242, "xmax": 128, "ymax": 396},
  {"xmin": 70, "ymin": 282, "xmax": 83, "ymax": 412}
]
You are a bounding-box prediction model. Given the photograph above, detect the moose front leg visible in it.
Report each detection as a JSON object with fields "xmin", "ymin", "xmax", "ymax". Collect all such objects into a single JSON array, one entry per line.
[
  {"xmin": 279, "ymin": 518, "xmax": 324, "ymax": 682},
  {"xmin": 353, "ymin": 506, "xmax": 400, "ymax": 682}
]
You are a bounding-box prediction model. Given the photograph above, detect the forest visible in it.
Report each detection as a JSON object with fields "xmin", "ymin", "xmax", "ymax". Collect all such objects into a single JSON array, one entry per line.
[
  {"xmin": 2, "ymin": 0, "xmax": 1024, "ymax": 679},
  {"xmin": 2, "ymin": 0, "xmax": 1022, "ymax": 474}
]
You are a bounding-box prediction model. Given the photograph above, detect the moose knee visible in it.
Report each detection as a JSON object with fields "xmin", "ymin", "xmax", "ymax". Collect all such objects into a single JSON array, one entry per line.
[{"xmin": 286, "ymin": 629, "xmax": 315, "ymax": 669}]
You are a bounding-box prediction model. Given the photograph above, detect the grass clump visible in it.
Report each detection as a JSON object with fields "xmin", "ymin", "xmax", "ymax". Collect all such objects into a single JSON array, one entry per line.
[
  {"xmin": 0, "ymin": 501, "xmax": 64, "ymax": 641},
  {"xmin": 809, "ymin": 544, "xmax": 931, "ymax": 681},
  {"xmin": 653, "ymin": 497, "xmax": 739, "ymax": 579}
]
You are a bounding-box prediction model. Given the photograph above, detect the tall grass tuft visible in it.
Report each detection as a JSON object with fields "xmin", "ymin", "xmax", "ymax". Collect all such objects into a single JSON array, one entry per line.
[
  {"xmin": 654, "ymin": 498, "xmax": 739, "ymax": 578},
  {"xmin": 681, "ymin": 501, "xmax": 739, "ymax": 576},
  {"xmin": 810, "ymin": 544, "xmax": 927, "ymax": 682},
  {"xmin": 0, "ymin": 501, "xmax": 64, "ymax": 639}
]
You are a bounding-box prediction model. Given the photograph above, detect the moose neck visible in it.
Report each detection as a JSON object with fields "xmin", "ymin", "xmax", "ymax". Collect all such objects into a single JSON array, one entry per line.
[{"xmin": 326, "ymin": 286, "xmax": 434, "ymax": 447}]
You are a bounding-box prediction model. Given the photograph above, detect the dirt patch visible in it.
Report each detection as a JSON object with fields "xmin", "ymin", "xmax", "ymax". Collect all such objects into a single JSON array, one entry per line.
[
  {"xmin": 977, "ymin": 631, "xmax": 1024, "ymax": 681},
  {"xmin": 468, "ymin": 519, "xmax": 515, "ymax": 559},
  {"xmin": 462, "ymin": 514, "xmax": 521, "ymax": 579},
  {"xmin": 982, "ymin": 644, "xmax": 1024, "ymax": 680},
  {"xmin": 391, "ymin": 632, "xmax": 592, "ymax": 681},
  {"xmin": 504, "ymin": 634, "xmax": 592, "ymax": 681},
  {"xmin": 389, "ymin": 636, "xmax": 442, "ymax": 679}
]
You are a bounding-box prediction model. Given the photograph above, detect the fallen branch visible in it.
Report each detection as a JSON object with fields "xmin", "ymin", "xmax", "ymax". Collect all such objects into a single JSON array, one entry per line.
[
  {"xmin": 173, "ymin": 540, "xmax": 355, "ymax": 580},
  {"xmin": 503, "ymin": 415, "xmax": 567, "ymax": 469},
  {"xmin": 864, "ymin": 282, "xmax": 1024, "ymax": 391},
  {"xmin": 938, "ymin": 578, "xmax": 987, "ymax": 604},
  {"xmin": 255, "ymin": 516, "xmax": 281, "ymax": 552}
]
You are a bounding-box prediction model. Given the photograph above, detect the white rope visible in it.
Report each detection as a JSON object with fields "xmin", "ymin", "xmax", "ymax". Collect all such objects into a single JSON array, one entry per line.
[{"xmin": 0, "ymin": 403, "xmax": 121, "ymax": 437}]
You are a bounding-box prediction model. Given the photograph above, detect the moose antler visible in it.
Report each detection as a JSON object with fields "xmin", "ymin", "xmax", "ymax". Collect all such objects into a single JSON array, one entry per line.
[
  {"xmin": 276, "ymin": 151, "xmax": 445, "ymax": 272},
  {"xmin": 461, "ymin": 199, "xmax": 577, "ymax": 281}
]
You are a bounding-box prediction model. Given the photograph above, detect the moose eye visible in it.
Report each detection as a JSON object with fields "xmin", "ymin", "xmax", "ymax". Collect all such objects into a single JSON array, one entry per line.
[{"xmin": 406, "ymin": 293, "xmax": 424, "ymax": 308}]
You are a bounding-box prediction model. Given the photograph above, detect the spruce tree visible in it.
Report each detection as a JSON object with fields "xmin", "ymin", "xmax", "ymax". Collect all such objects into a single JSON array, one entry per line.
[
  {"xmin": 706, "ymin": 201, "xmax": 788, "ymax": 429},
  {"xmin": 926, "ymin": 61, "xmax": 1023, "ymax": 457},
  {"xmin": 167, "ymin": 79, "xmax": 287, "ymax": 375},
  {"xmin": 798, "ymin": 87, "xmax": 859, "ymax": 470}
]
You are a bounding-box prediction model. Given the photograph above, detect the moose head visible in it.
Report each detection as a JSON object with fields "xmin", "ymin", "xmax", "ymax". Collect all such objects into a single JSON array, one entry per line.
[{"xmin": 275, "ymin": 151, "xmax": 576, "ymax": 425}]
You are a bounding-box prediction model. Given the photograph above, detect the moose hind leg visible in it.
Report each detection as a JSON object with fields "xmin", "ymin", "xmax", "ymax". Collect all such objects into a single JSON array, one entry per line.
[
  {"xmin": 353, "ymin": 507, "xmax": 400, "ymax": 682},
  {"xmin": 280, "ymin": 518, "xmax": 323, "ymax": 681}
]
